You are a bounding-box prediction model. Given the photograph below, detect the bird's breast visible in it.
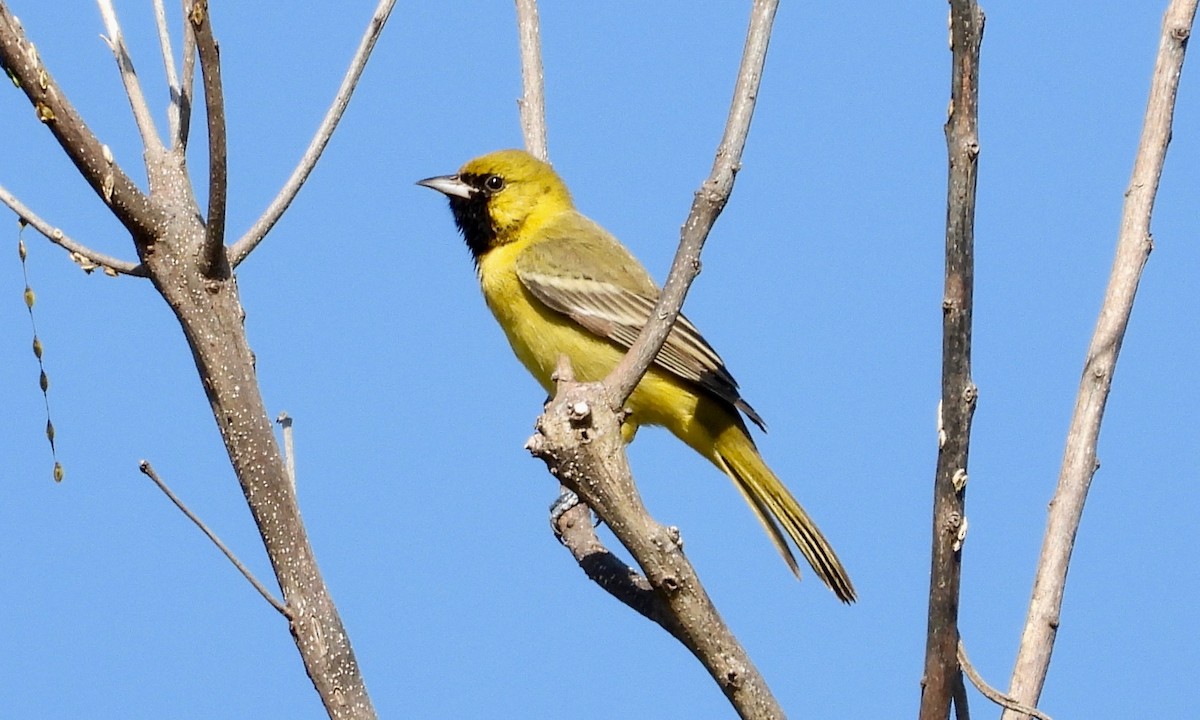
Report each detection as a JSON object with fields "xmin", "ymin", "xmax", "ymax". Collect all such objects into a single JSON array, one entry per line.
[{"xmin": 477, "ymin": 245, "xmax": 625, "ymax": 393}]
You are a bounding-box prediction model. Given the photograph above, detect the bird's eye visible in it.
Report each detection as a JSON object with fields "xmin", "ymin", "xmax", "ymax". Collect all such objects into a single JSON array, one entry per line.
[{"xmin": 483, "ymin": 174, "xmax": 505, "ymax": 192}]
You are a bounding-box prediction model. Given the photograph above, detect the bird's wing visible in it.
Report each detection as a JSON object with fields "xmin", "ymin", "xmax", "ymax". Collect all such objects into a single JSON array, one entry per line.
[{"xmin": 515, "ymin": 221, "xmax": 766, "ymax": 431}]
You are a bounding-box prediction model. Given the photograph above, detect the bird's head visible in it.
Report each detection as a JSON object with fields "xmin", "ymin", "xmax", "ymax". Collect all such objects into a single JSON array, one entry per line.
[{"xmin": 417, "ymin": 149, "xmax": 574, "ymax": 263}]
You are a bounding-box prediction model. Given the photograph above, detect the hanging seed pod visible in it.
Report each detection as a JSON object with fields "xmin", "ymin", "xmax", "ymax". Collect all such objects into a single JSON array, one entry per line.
[{"xmin": 19, "ymin": 228, "xmax": 63, "ymax": 481}]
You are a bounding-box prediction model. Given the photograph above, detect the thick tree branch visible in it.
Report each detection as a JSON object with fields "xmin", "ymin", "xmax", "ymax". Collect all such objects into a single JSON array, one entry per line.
[
  {"xmin": 1002, "ymin": 2, "xmax": 1197, "ymax": 717},
  {"xmin": 514, "ymin": 4, "xmax": 785, "ymax": 717},
  {"xmin": 3, "ymin": 6, "xmax": 381, "ymax": 715},
  {"xmin": 919, "ymin": 3, "xmax": 983, "ymax": 720},
  {"xmin": 0, "ymin": 183, "xmax": 145, "ymax": 276},
  {"xmin": 188, "ymin": 0, "xmax": 228, "ymax": 278},
  {"xmin": 0, "ymin": 2, "xmax": 164, "ymax": 248},
  {"xmin": 228, "ymin": 0, "xmax": 395, "ymax": 268},
  {"xmin": 529, "ymin": 358, "xmax": 784, "ymax": 719},
  {"xmin": 97, "ymin": 0, "xmax": 163, "ymax": 152}
]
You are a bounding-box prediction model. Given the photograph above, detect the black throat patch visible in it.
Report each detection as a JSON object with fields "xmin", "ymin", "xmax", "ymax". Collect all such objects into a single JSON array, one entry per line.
[{"xmin": 447, "ymin": 173, "xmax": 497, "ymax": 265}]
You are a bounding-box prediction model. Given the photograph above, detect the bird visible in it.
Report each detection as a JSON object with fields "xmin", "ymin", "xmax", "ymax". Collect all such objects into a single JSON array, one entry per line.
[{"xmin": 418, "ymin": 149, "xmax": 855, "ymax": 602}]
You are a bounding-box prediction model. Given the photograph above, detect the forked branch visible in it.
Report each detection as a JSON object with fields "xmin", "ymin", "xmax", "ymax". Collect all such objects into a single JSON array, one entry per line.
[
  {"xmin": 188, "ymin": 0, "xmax": 229, "ymax": 277},
  {"xmin": 528, "ymin": 358, "xmax": 783, "ymax": 718},
  {"xmin": 0, "ymin": 2, "xmax": 163, "ymax": 247},
  {"xmin": 228, "ymin": 0, "xmax": 396, "ymax": 267},
  {"xmin": 0, "ymin": 183, "xmax": 145, "ymax": 276},
  {"xmin": 2, "ymin": 5, "xmax": 387, "ymax": 716},
  {"xmin": 516, "ymin": 1, "xmax": 786, "ymax": 718}
]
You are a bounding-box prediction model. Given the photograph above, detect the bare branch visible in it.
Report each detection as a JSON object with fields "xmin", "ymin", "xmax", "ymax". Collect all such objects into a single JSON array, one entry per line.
[
  {"xmin": 188, "ymin": 0, "xmax": 228, "ymax": 278},
  {"xmin": 514, "ymin": 0, "xmax": 548, "ymax": 162},
  {"xmin": 957, "ymin": 641, "xmax": 1052, "ymax": 720},
  {"xmin": 1003, "ymin": 2, "xmax": 1197, "ymax": 716},
  {"xmin": 4, "ymin": 5, "xmax": 378, "ymax": 714},
  {"xmin": 178, "ymin": 12, "xmax": 196, "ymax": 149},
  {"xmin": 228, "ymin": 0, "xmax": 396, "ymax": 268},
  {"xmin": 0, "ymin": 183, "xmax": 146, "ymax": 276},
  {"xmin": 919, "ymin": 4, "xmax": 983, "ymax": 719},
  {"xmin": 952, "ymin": 675, "xmax": 970, "ymax": 720},
  {"xmin": 0, "ymin": 3, "xmax": 164, "ymax": 247},
  {"xmin": 513, "ymin": 4, "xmax": 787, "ymax": 716},
  {"xmin": 96, "ymin": 0, "xmax": 163, "ymax": 152},
  {"xmin": 606, "ymin": 0, "xmax": 777, "ymax": 406},
  {"xmin": 551, "ymin": 498, "xmax": 687, "ymax": 637},
  {"xmin": 139, "ymin": 460, "xmax": 290, "ymax": 616},
  {"xmin": 153, "ymin": 0, "xmax": 182, "ymax": 141},
  {"xmin": 511, "ymin": 1, "xmax": 609, "ymax": 576},
  {"xmin": 529, "ymin": 357, "xmax": 784, "ymax": 719}
]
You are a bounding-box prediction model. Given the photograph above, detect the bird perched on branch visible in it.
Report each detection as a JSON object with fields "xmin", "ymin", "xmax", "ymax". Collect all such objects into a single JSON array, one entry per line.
[{"xmin": 418, "ymin": 149, "xmax": 855, "ymax": 602}]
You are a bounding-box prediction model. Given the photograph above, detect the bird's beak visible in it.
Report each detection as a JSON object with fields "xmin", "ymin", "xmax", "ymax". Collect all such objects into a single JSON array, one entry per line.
[{"xmin": 416, "ymin": 174, "xmax": 474, "ymax": 199}]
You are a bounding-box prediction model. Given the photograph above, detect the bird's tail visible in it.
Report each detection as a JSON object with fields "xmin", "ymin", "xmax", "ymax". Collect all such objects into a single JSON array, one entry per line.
[{"xmin": 712, "ymin": 424, "xmax": 856, "ymax": 603}]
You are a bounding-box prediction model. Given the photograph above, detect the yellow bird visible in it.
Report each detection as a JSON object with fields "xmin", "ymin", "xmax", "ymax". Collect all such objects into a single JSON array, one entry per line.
[{"xmin": 419, "ymin": 149, "xmax": 855, "ymax": 602}]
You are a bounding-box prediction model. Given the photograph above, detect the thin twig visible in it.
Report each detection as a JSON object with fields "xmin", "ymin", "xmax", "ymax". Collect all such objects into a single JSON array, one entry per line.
[
  {"xmin": 0, "ymin": 184, "xmax": 146, "ymax": 276},
  {"xmin": 96, "ymin": 0, "xmax": 163, "ymax": 152},
  {"xmin": 919, "ymin": 3, "xmax": 983, "ymax": 719},
  {"xmin": 1003, "ymin": 2, "xmax": 1197, "ymax": 716},
  {"xmin": 952, "ymin": 673, "xmax": 971, "ymax": 720},
  {"xmin": 0, "ymin": 3, "xmax": 164, "ymax": 246},
  {"xmin": 227, "ymin": 0, "xmax": 396, "ymax": 267},
  {"xmin": 514, "ymin": 0, "xmax": 548, "ymax": 162},
  {"xmin": 139, "ymin": 460, "xmax": 290, "ymax": 617},
  {"xmin": 188, "ymin": 0, "xmax": 228, "ymax": 278},
  {"xmin": 178, "ymin": 10, "xmax": 196, "ymax": 149},
  {"xmin": 153, "ymin": 0, "xmax": 182, "ymax": 142},
  {"xmin": 513, "ymin": 0, "xmax": 591, "ymax": 540},
  {"xmin": 958, "ymin": 641, "xmax": 1052, "ymax": 720},
  {"xmin": 605, "ymin": 0, "xmax": 777, "ymax": 406}
]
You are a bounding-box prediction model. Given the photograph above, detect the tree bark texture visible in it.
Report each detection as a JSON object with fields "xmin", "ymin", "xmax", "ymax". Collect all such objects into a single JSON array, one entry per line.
[
  {"xmin": 919, "ymin": 3, "xmax": 983, "ymax": 720},
  {"xmin": 1002, "ymin": 2, "xmax": 1197, "ymax": 716},
  {"xmin": 0, "ymin": 4, "xmax": 377, "ymax": 716}
]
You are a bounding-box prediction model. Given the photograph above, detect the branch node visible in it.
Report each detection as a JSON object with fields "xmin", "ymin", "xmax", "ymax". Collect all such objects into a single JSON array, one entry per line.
[
  {"xmin": 951, "ymin": 468, "xmax": 969, "ymax": 492},
  {"xmin": 962, "ymin": 382, "xmax": 978, "ymax": 406},
  {"xmin": 568, "ymin": 400, "xmax": 592, "ymax": 425},
  {"xmin": 952, "ymin": 516, "xmax": 968, "ymax": 552},
  {"xmin": 524, "ymin": 432, "xmax": 546, "ymax": 457},
  {"xmin": 227, "ymin": 0, "xmax": 396, "ymax": 267},
  {"xmin": 666, "ymin": 525, "xmax": 683, "ymax": 549}
]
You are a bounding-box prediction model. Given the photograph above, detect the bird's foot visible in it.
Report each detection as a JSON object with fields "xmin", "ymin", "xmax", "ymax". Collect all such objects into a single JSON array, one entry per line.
[{"xmin": 549, "ymin": 487, "xmax": 580, "ymax": 526}]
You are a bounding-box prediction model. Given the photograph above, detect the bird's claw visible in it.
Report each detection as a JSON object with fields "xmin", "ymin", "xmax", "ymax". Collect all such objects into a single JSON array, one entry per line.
[{"xmin": 549, "ymin": 488, "xmax": 580, "ymax": 527}]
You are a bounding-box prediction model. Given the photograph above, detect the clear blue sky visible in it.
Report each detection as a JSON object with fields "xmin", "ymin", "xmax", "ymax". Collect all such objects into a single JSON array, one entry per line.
[{"xmin": 3, "ymin": 2, "xmax": 1197, "ymax": 718}]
